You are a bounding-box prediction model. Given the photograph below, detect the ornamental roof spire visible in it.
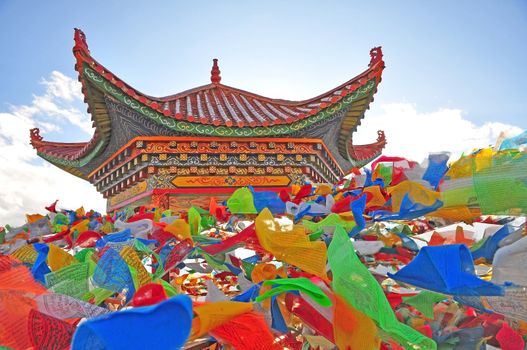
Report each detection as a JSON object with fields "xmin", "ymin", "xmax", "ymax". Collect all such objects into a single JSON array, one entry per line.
[
  {"xmin": 211, "ymin": 58, "xmax": 221, "ymax": 84},
  {"xmin": 73, "ymin": 28, "xmax": 90, "ymax": 55}
]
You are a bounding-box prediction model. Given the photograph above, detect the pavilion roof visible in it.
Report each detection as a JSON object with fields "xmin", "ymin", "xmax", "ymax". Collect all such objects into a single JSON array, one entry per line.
[
  {"xmin": 30, "ymin": 29, "xmax": 385, "ymax": 177},
  {"xmin": 70, "ymin": 29, "xmax": 384, "ymax": 128}
]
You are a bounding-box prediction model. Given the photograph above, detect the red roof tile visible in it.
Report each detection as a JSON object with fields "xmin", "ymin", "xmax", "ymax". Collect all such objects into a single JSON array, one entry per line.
[{"xmin": 30, "ymin": 128, "xmax": 98, "ymax": 160}]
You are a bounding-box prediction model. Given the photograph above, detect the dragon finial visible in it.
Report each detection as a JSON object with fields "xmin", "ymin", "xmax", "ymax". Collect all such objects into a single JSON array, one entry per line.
[
  {"xmin": 29, "ymin": 128, "xmax": 43, "ymax": 149},
  {"xmin": 211, "ymin": 58, "xmax": 221, "ymax": 84},
  {"xmin": 376, "ymin": 130, "xmax": 386, "ymax": 143},
  {"xmin": 369, "ymin": 46, "xmax": 383, "ymax": 67},
  {"xmin": 73, "ymin": 28, "xmax": 90, "ymax": 55}
]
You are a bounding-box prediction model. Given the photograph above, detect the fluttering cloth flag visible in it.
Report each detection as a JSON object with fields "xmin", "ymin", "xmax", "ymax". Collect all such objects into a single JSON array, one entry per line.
[
  {"xmin": 71, "ymin": 295, "xmax": 193, "ymax": 349},
  {"xmin": 389, "ymin": 244, "xmax": 503, "ymax": 296}
]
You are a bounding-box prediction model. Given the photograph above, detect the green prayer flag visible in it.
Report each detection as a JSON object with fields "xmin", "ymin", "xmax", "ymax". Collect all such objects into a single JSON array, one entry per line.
[
  {"xmin": 402, "ymin": 291, "xmax": 447, "ymax": 319},
  {"xmin": 82, "ymin": 287, "xmax": 115, "ymax": 305},
  {"xmin": 256, "ymin": 277, "xmax": 332, "ymax": 307},
  {"xmin": 45, "ymin": 263, "xmax": 91, "ymax": 299},
  {"xmin": 157, "ymin": 278, "xmax": 179, "ymax": 297},
  {"xmin": 328, "ymin": 226, "xmax": 437, "ymax": 349},
  {"xmin": 188, "ymin": 207, "xmax": 202, "ymax": 236},
  {"xmin": 227, "ymin": 187, "xmax": 257, "ymax": 214},
  {"xmin": 302, "ymin": 213, "xmax": 356, "ymax": 233}
]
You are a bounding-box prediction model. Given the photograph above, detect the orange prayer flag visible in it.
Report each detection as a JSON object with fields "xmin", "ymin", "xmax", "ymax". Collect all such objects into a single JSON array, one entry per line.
[
  {"xmin": 210, "ymin": 311, "xmax": 278, "ymax": 350},
  {"xmin": 454, "ymin": 226, "xmax": 473, "ymax": 246},
  {"xmin": 26, "ymin": 213, "xmax": 46, "ymax": 224},
  {"xmin": 291, "ymin": 184, "xmax": 301, "ymax": 196},
  {"xmin": 363, "ymin": 185, "xmax": 387, "ymax": 209},
  {"xmin": 379, "ymin": 233, "xmax": 401, "ymax": 247},
  {"xmin": 190, "ymin": 301, "xmax": 253, "ymax": 339},
  {"xmin": 164, "ymin": 219, "xmax": 192, "ymax": 242},
  {"xmin": 251, "ymin": 263, "xmax": 278, "ymax": 283},
  {"xmin": 209, "ymin": 197, "xmax": 219, "ymax": 217},
  {"xmin": 333, "ymin": 295, "xmax": 380, "ymax": 350},
  {"xmin": 426, "ymin": 206, "xmax": 480, "ymax": 223},
  {"xmin": 0, "ymin": 256, "xmax": 48, "ymax": 349},
  {"xmin": 428, "ymin": 232, "xmax": 446, "ymax": 246}
]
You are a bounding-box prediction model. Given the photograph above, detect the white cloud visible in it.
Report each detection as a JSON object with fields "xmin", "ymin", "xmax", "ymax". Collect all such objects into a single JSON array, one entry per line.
[
  {"xmin": 0, "ymin": 72, "xmax": 105, "ymax": 226},
  {"xmin": 9, "ymin": 71, "xmax": 93, "ymax": 135},
  {"xmin": 41, "ymin": 71, "xmax": 84, "ymax": 102},
  {"xmin": 354, "ymin": 103, "xmax": 524, "ymax": 163}
]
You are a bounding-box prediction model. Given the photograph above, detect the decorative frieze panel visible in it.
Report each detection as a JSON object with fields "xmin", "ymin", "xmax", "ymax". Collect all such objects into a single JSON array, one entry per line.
[
  {"xmin": 171, "ymin": 175, "xmax": 291, "ymax": 188},
  {"xmin": 92, "ymin": 137, "xmax": 342, "ymax": 186},
  {"xmin": 94, "ymin": 137, "xmax": 342, "ymax": 196},
  {"xmin": 107, "ymin": 181, "xmax": 148, "ymax": 207}
]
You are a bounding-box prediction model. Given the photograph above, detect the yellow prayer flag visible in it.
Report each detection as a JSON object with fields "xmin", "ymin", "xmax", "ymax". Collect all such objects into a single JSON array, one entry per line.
[
  {"xmin": 255, "ymin": 208, "xmax": 328, "ymax": 279},
  {"xmin": 75, "ymin": 206, "xmax": 86, "ymax": 217},
  {"xmin": 47, "ymin": 244, "xmax": 77, "ymax": 271},
  {"xmin": 70, "ymin": 219, "xmax": 90, "ymax": 234},
  {"xmin": 363, "ymin": 185, "xmax": 387, "ymax": 208},
  {"xmin": 120, "ymin": 246, "xmax": 151, "ymax": 288},
  {"xmin": 314, "ymin": 184, "xmax": 332, "ymax": 196},
  {"xmin": 474, "ymin": 148, "xmax": 494, "ymax": 172},
  {"xmin": 387, "ymin": 180, "xmax": 440, "ymax": 212}
]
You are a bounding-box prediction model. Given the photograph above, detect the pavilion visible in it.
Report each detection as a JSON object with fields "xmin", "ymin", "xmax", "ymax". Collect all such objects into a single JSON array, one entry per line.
[{"xmin": 30, "ymin": 29, "xmax": 386, "ymax": 212}]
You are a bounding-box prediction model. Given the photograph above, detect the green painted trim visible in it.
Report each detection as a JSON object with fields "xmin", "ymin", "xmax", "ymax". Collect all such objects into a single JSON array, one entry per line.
[
  {"xmin": 349, "ymin": 151, "xmax": 384, "ymax": 168},
  {"xmin": 41, "ymin": 67, "xmax": 376, "ymax": 169},
  {"xmin": 38, "ymin": 139, "xmax": 105, "ymax": 168},
  {"xmin": 84, "ymin": 64, "xmax": 376, "ymax": 137}
]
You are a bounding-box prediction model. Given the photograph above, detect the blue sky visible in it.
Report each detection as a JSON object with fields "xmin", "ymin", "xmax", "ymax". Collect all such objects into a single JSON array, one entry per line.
[
  {"xmin": 0, "ymin": 1, "xmax": 526, "ymax": 223},
  {"xmin": 1, "ymin": 0, "xmax": 526, "ymax": 132}
]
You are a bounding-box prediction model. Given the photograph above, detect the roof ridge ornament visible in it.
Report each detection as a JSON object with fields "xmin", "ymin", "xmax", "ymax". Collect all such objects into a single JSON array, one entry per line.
[
  {"xmin": 73, "ymin": 28, "xmax": 90, "ymax": 55},
  {"xmin": 369, "ymin": 46, "xmax": 383, "ymax": 67},
  {"xmin": 211, "ymin": 58, "xmax": 221, "ymax": 84},
  {"xmin": 377, "ymin": 130, "xmax": 386, "ymax": 143},
  {"xmin": 29, "ymin": 128, "xmax": 43, "ymax": 149}
]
